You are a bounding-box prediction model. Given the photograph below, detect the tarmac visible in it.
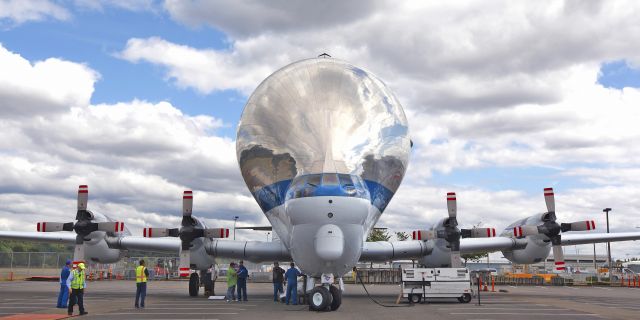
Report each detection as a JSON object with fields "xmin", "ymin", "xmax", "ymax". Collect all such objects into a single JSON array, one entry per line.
[{"xmin": 0, "ymin": 280, "xmax": 638, "ymax": 320}]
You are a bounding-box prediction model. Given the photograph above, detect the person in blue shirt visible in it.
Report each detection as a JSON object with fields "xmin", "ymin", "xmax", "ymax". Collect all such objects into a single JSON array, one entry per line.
[
  {"xmin": 56, "ymin": 260, "xmax": 71, "ymax": 308},
  {"xmin": 284, "ymin": 262, "xmax": 301, "ymax": 305},
  {"xmin": 236, "ymin": 260, "xmax": 249, "ymax": 301}
]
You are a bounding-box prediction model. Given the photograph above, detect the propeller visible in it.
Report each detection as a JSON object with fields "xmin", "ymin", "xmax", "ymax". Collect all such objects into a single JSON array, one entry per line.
[
  {"xmin": 142, "ymin": 190, "xmax": 229, "ymax": 277},
  {"xmin": 413, "ymin": 192, "xmax": 496, "ymax": 268},
  {"xmin": 36, "ymin": 185, "xmax": 125, "ymax": 262},
  {"xmin": 512, "ymin": 187, "xmax": 596, "ymax": 272}
]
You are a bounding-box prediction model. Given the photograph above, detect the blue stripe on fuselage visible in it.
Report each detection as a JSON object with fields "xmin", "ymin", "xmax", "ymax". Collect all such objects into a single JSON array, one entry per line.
[{"xmin": 251, "ymin": 179, "xmax": 394, "ymax": 213}]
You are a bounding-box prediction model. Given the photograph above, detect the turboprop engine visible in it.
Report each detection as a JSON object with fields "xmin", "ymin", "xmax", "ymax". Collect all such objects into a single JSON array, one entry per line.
[
  {"xmin": 36, "ymin": 185, "xmax": 128, "ymax": 263},
  {"xmin": 501, "ymin": 188, "xmax": 596, "ymax": 271},
  {"xmin": 413, "ymin": 192, "xmax": 496, "ymax": 267}
]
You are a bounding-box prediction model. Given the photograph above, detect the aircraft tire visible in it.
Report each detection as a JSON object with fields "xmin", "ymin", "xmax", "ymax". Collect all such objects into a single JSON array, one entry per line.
[
  {"xmin": 189, "ymin": 272, "xmax": 200, "ymax": 297},
  {"xmin": 329, "ymin": 285, "xmax": 342, "ymax": 311},
  {"xmin": 308, "ymin": 286, "xmax": 331, "ymax": 311}
]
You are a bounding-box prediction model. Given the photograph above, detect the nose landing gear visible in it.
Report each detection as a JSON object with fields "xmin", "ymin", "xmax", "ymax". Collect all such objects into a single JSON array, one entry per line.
[{"xmin": 307, "ymin": 275, "xmax": 342, "ymax": 312}]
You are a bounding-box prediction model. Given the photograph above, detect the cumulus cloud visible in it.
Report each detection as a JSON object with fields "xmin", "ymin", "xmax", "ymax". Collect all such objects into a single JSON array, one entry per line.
[
  {"xmin": 163, "ymin": 0, "xmax": 385, "ymax": 37},
  {"xmin": 0, "ymin": 44, "xmax": 98, "ymax": 117},
  {"xmin": 0, "ymin": 45, "xmax": 263, "ymax": 237},
  {"xmin": 0, "ymin": 0, "xmax": 70, "ymax": 26}
]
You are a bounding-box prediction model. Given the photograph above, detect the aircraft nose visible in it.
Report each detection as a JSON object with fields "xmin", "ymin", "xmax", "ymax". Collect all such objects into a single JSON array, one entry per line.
[{"xmin": 314, "ymin": 224, "xmax": 344, "ymax": 261}]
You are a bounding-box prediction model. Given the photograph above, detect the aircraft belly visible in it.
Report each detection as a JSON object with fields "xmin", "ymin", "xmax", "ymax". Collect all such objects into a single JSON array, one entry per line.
[{"xmin": 282, "ymin": 196, "xmax": 372, "ymax": 277}]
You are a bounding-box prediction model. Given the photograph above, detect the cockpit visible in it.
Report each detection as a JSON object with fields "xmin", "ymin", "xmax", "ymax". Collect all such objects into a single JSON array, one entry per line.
[{"xmin": 285, "ymin": 173, "xmax": 370, "ymax": 200}]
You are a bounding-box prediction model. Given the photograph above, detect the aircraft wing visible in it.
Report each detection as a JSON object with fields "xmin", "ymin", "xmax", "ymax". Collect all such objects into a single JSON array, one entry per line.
[
  {"xmin": 560, "ymin": 232, "xmax": 640, "ymax": 246},
  {"xmin": 360, "ymin": 240, "xmax": 429, "ymax": 262},
  {"xmin": 0, "ymin": 231, "xmax": 77, "ymax": 244},
  {"xmin": 106, "ymin": 236, "xmax": 181, "ymax": 253},
  {"xmin": 460, "ymin": 237, "xmax": 528, "ymax": 253},
  {"xmin": 206, "ymin": 239, "xmax": 291, "ymax": 262}
]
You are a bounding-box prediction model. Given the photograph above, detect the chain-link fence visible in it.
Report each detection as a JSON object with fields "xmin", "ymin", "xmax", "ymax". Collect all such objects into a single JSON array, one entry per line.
[{"xmin": 0, "ymin": 252, "xmax": 188, "ymax": 281}]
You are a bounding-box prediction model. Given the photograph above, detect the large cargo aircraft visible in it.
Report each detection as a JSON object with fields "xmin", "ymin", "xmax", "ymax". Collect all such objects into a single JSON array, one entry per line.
[{"xmin": 2, "ymin": 56, "xmax": 640, "ymax": 312}]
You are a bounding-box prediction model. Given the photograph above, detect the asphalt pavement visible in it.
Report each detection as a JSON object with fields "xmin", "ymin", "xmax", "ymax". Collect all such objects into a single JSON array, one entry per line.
[{"xmin": 0, "ymin": 280, "xmax": 638, "ymax": 320}]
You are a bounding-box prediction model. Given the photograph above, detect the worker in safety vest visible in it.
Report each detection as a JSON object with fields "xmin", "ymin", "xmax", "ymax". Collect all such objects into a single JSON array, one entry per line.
[
  {"xmin": 135, "ymin": 259, "xmax": 150, "ymax": 308},
  {"xmin": 67, "ymin": 262, "xmax": 88, "ymax": 316}
]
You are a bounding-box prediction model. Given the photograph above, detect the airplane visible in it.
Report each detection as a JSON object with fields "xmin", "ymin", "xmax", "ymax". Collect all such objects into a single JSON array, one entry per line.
[{"xmin": 2, "ymin": 56, "xmax": 640, "ymax": 312}]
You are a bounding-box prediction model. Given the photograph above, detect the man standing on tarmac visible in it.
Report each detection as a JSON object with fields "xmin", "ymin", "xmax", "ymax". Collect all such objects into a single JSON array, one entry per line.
[
  {"xmin": 56, "ymin": 259, "xmax": 71, "ymax": 308},
  {"xmin": 236, "ymin": 260, "xmax": 249, "ymax": 301},
  {"xmin": 67, "ymin": 262, "xmax": 88, "ymax": 316},
  {"xmin": 284, "ymin": 262, "xmax": 301, "ymax": 305},
  {"xmin": 272, "ymin": 262, "xmax": 285, "ymax": 302},
  {"xmin": 135, "ymin": 259, "xmax": 150, "ymax": 309}
]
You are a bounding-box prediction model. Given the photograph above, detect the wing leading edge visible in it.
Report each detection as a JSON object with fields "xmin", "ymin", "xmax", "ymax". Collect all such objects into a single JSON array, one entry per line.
[{"xmin": 0, "ymin": 231, "xmax": 76, "ymax": 244}]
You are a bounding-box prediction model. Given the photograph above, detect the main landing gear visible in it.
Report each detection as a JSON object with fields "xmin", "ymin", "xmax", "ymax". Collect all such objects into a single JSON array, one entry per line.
[
  {"xmin": 307, "ymin": 275, "xmax": 342, "ymax": 312},
  {"xmin": 189, "ymin": 272, "xmax": 199, "ymax": 297}
]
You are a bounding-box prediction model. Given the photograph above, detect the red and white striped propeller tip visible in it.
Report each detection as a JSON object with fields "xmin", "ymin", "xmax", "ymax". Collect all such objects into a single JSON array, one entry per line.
[
  {"xmin": 182, "ymin": 190, "xmax": 193, "ymax": 216},
  {"xmin": 77, "ymin": 185, "xmax": 88, "ymax": 210},
  {"xmin": 543, "ymin": 187, "xmax": 555, "ymax": 213},
  {"xmin": 446, "ymin": 192, "xmax": 457, "ymax": 218}
]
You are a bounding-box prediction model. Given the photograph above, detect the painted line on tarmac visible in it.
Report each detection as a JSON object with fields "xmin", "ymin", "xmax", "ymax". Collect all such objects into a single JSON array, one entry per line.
[
  {"xmin": 440, "ymin": 308, "xmax": 570, "ymax": 311},
  {"xmin": 105, "ymin": 312, "xmax": 238, "ymax": 315},
  {"xmin": 0, "ymin": 306, "xmax": 49, "ymax": 309},
  {"xmin": 132, "ymin": 307, "xmax": 247, "ymax": 310},
  {"xmin": 450, "ymin": 313, "xmax": 602, "ymax": 317}
]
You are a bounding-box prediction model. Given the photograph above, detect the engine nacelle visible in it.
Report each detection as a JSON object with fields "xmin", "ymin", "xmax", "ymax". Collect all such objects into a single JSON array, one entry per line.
[
  {"xmin": 84, "ymin": 232, "xmax": 125, "ymax": 263},
  {"xmin": 501, "ymin": 236, "xmax": 550, "ymax": 264}
]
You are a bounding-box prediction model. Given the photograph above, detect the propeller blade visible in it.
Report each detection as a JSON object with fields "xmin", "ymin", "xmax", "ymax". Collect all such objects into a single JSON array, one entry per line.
[
  {"xmin": 77, "ymin": 185, "xmax": 88, "ymax": 211},
  {"xmin": 450, "ymin": 250, "xmax": 462, "ymax": 268},
  {"xmin": 142, "ymin": 227, "xmax": 174, "ymax": 237},
  {"xmin": 561, "ymin": 220, "xmax": 596, "ymax": 232},
  {"xmin": 236, "ymin": 226, "xmax": 272, "ymax": 231},
  {"xmin": 178, "ymin": 249, "xmax": 191, "ymax": 277},
  {"xmin": 513, "ymin": 225, "xmax": 540, "ymax": 237},
  {"xmin": 96, "ymin": 222, "xmax": 124, "ymax": 233},
  {"xmin": 412, "ymin": 230, "xmax": 436, "ymax": 241},
  {"xmin": 74, "ymin": 234, "xmax": 86, "ymax": 261},
  {"xmin": 203, "ymin": 228, "xmax": 230, "ymax": 239},
  {"xmin": 552, "ymin": 245, "xmax": 565, "ymax": 272},
  {"xmin": 447, "ymin": 192, "xmax": 457, "ymax": 218},
  {"xmin": 36, "ymin": 222, "xmax": 73, "ymax": 232},
  {"xmin": 544, "ymin": 187, "xmax": 555, "ymax": 213},
  {"xmin": 462, "ymin": 227, "xmax": 496, "ymax": 238},
  {"xmin": 183, "ymin": 190, "xmax": 193, "ymax": 217}
]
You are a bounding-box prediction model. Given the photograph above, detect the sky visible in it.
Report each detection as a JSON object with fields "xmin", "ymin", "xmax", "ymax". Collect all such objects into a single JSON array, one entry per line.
[{"xmin": 1, "ymin": 0, "xmax": 640, "ymax": 262}]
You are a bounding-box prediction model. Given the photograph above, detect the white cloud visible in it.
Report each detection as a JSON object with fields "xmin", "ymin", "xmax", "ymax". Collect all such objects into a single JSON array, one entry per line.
[
  {"xmin": 0, "ymin": 45, "xmax": 263, "ymax": 237},
  {"xmin": 0, "ymin": 44, "xmax": 98, "ymax": 117},
  {"xmin": 163, "ymin": 0, "xmax": 385, "ymax": 37},
  {"xmin": 119, "ymin": 37, "xmax": 276, "ymax": 95},
  {"xmin": 0, "ymin": 0, "xmax": 70, "ymax": 26}
]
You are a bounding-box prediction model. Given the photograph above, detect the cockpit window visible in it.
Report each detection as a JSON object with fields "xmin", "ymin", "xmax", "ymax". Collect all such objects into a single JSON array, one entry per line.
[
  {"xmin": 306, "ymin": 174, "xmax": 321, "ymax": 187},
  {"xmin": 322, "ymin": 173, "xmax": 339, "ymax": 185},
  {"xmin": 338, "ymin": 174, "xmax": 353, "ymax": 187},
  {"xmin": 285, "ymin": 173, "xmax": 369, "ymax": 200}
]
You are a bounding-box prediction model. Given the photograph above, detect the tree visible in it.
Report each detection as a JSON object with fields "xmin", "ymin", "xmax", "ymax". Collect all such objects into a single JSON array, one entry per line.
[
  {"xmin": 395, "ymin": 231, "xmax": 409, "ymax": 241},
  {"xmin": 462, "ymin": 252, "xmax": 488, "ymax": 266},
  {"xmin": 367, "ymin": 229, "xmax": 391, "ymax": 242}
]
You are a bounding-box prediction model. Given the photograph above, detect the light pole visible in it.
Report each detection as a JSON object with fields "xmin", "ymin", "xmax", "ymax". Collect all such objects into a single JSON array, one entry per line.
[
  {"xmin": 233, "ymin": 216, "xmax": 239, "ymax": 240},
  {"xmin": 603, "ymin": 208, "xmax": 612, "ymax": 271}
]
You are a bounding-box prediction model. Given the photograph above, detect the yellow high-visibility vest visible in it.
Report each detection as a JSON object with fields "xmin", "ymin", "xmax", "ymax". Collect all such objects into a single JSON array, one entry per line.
[
  {"xmin": 136, "ymin": 266, "xmax": 147, "ymax": 283},
  {"xmin": 70, "ymin": 270, "xmax": 85, "ymax": 289}
]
